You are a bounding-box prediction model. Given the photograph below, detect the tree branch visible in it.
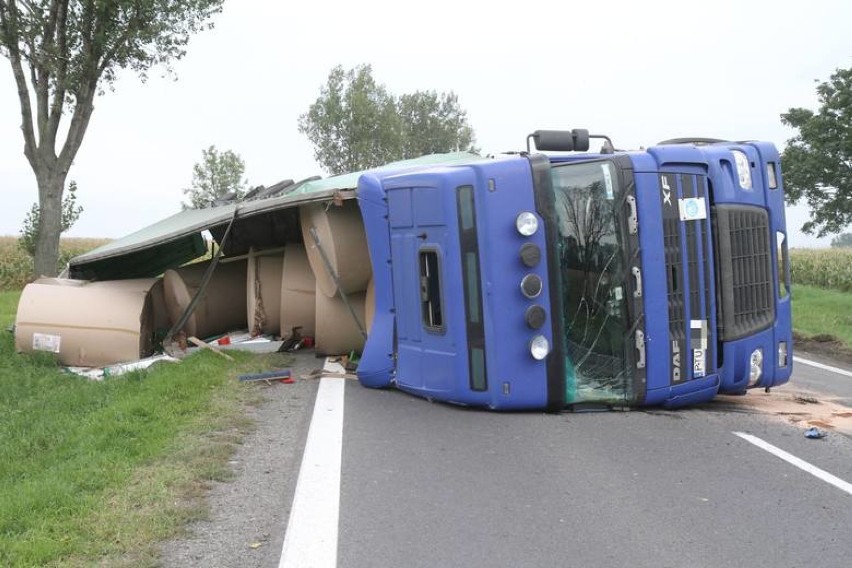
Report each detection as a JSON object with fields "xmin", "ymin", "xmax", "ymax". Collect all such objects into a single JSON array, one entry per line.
[
  {"xmin": 31, "ymin": 0, "xmax": 61, "ymax": 150},
  {"xmin": 57, "ymin": 80, "xmax": 94, "ymax": 172},
  {"xmin": 45, "ymin": 0, "xmax": 69, "ymax": 146},
  {"xmin": 1, "ymin": 0, "xmax": 38, "ymax": 165}
]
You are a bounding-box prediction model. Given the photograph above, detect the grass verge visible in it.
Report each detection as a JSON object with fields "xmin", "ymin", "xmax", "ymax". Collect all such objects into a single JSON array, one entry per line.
[
  {"xmin": 0, "ymin": 290, "xmax": 287, "ymax": 567},
  {"xmin": 792, "ymin": 284, "xmax": 852, "ymax": 352}
]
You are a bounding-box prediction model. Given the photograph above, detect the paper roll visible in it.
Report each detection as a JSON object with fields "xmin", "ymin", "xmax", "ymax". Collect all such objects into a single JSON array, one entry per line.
[
  {"xmin": 15, "ymin": 278, "xmax": 162, "ymax": 366},
  {"xmin": 163, "ymin": 259, "xmax": 247, "ymax": 339},
  {"xmin": 280, "ymin": 243, "xmax": 317, "ymax": 338},
  {"xmin": 246, "ymin": 250, "xmax": 284, "ymax": 336},
  {"xmin": 300, "ymin": 200, "xmax": 372, "ymax": 298},
  {"xmin": 314, "ymin": 286, "xmax": 367, "ymax": 355}
]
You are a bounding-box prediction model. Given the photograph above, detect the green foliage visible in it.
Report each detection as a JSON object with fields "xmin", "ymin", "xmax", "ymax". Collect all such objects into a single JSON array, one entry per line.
[
  {"xmin": 830, "ymin": 232, "xmax": 852, "ymax": 248},
  {"xmin": 398, "ymin": 90, "xmax": 477, "ymax": 158},
  {"xmin": 18, "ymin": 180, "xmax": 83, "ymax": 257},
  {"xmin": 781, "ymin": 67, "xmax": 852, "ymax": 236},
  {"xmin": 182, "ymin": 145, "xmax": 248, "ymax": 209},
  {"xmin": 299, "ymin": 64, "xmax": 478, "ymax": 175},
  {"xmin": 789, "ymin": 248, "xmax": 852, "ymax": 292},
  {"xmin": 0, "ymin": 0, "xmax": 224, "ymax": 277}
]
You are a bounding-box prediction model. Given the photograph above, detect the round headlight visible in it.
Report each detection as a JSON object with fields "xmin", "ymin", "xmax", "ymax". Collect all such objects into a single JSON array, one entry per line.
[
  {"xmin": 525, "ymin": 305, "xmax": 546, "ymax": 329},
  {"xmin": 530, "ymin": 335, "xmax": 550, "ymax": 360},
  {"xmin": 748, "ymin": 348, "xmax": 763, "ymax": 386},
  {"xmin": 520, "ymin": 243, "xmax": 541, "ymax": 268},
  {"xmin": 516, "ymin": 212, "xmax": 539, "ymax": 236},
  {"xmin": 520, "ymin": 274, "xmax": 543, "ymax": 298}
]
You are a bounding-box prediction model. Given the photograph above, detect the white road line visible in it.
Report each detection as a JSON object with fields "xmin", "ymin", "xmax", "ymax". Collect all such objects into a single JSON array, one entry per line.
[
  {"xmin": 279, "ymin": 378, "xmax": 345, "ymax": 568},
  {"xmin": 793, "ymin": 356, "xmax": 852, "ymax": 378},
  {"xmin": 733, "ymin": 432, "xmax": 852, "ymax": 496}
]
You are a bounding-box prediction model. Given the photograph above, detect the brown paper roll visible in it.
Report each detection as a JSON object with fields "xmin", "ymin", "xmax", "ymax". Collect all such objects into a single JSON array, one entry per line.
[
  {"xmin": 163, "ymin": 259, "xmax": 247, "ymax": 339},
  {"xmin": 15, "ymin": 278, "xmax": 161, "ymax": 366},
  {"xmin": 300, "ymin": 200, "xmax": 372, "ymax": 298},
  {"xmin": 365, "ymin": 277, "xmax": 376, "ymax": 332},
  {"xmin": 314, "ymin": 285, "xmax": 367, "ymax": 355},
  {"xmin": 246, "ymin": 250, "xmax": 284, "ymax": 335},
  {"xmin": 280, "ymin": 243, "xmax": 317, "ymax": 338}
]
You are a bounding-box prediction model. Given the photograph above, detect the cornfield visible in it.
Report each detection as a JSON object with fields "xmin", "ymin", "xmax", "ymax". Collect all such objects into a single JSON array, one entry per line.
[
  {"xmin": 789, "ymin": 248, "xmax": 852, "ymax": 293},
  {"xmin": 0, "ymin": 236, "xmax": 110, "ymax": 291}
]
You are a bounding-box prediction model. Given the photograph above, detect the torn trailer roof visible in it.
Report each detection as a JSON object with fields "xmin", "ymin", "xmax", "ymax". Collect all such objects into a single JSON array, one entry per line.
[{"xmin": 67, "ymin": 151, "xmax": 482, "ymax": 281}]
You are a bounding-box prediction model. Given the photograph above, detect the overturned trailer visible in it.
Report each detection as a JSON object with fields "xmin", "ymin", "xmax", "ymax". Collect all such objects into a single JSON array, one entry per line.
[{"xmin": 17, "ymin": 133, "xmax": 794, "ymax": 411}]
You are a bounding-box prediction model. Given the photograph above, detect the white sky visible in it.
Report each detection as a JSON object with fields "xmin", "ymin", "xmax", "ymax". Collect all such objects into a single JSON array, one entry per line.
[{"xmin": 1, "ymin": 0, "xmax": 850, "ymax": 247}]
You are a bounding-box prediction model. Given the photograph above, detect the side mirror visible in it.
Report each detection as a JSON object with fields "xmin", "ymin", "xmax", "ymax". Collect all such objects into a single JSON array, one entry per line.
[
  {"xmin": 530, "ymin": 130, "xmax": 575, "ymax": 152},
  {"xmin": 571, "ymin": 129, "xmax": 590, "ymax": 152},
  {"xmin": 527, "ymin": 129, "xmax": 591, "ymax": 152}
]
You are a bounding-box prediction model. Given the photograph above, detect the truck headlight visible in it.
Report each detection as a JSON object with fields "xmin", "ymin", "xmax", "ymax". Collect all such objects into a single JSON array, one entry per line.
[
  {"xmin": 732, "ymin": 150, "xmax": 753, "ymax": 190},
  {"xmin": 520, "ymin": 274, "xmax": 543, "ymax": 298},
  {"xmin": 516, "ymin": 212, "xmax": 539, "ymax": 236},
  {"xmin": 748, "ymin": 348, "xmax": 763, "ymax": 385},
  {"xmin": 530, "ymin": 335, "xmax": 550, "ymax": 360}
]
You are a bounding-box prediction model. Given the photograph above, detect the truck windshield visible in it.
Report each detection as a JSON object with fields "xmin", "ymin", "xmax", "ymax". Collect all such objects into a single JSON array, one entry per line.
[{"xmin": 550, "ymin": 161, "xmax": 632, "ymax": 404}]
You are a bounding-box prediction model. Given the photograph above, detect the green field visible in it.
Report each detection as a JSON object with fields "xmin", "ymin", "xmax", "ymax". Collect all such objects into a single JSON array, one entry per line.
[
  {"xmin": 0, "ymin": 290, "xmax": 284, "ymax": 567},
  {"xmin": 0, "ymin": 236, "xmax": 110, "ymax": 290},
  {"xmin": 791, "ymin": 284, "xmax": 852, "ymax": 348},
  {"xmin": 789, "ymin": 247, "xmax": 852, "ymax": 293}
]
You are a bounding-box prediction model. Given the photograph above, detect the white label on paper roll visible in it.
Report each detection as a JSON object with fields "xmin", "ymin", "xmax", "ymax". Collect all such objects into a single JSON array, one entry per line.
[{"xmin": 33, "ymin": 333, "xmax": 61, "ymax": 353}]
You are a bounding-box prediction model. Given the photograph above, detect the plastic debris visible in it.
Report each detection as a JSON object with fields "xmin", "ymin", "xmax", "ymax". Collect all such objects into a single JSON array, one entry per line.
[
  {"xmin": 65, "ymin": 353, "xmax": 180, "ymax": 380},
  {"xmin": 804, "ymin": 427, "xmax": 828, "ymax": 439}
]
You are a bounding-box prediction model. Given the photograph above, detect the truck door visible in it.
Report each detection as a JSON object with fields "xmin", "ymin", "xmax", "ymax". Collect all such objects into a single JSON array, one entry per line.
[{"xmin": 386, "ymin": 182, "xmax": 459, "ymax": 396}]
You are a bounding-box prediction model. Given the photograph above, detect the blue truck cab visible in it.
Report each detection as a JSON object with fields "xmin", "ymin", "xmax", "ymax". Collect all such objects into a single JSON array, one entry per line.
[{"xmin": 356, "ymin": 130, "xmax": 793, "ymax": 410}]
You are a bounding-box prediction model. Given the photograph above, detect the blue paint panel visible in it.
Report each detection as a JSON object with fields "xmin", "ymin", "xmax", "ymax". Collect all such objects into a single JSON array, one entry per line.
[
  {"xmin": 356, "ymin": 174, "xmax": 396, "ymax": 388},
  {"xmin": 412, "ymin": 187, "xmax": 444, "ymax": 226},
  {"xmin": 388, "ymin": 187, "xmax": 413, "ymax": 228},
  {"xmin": 631, "ymin": 166, "xmax": 675, "ymax": 404}
]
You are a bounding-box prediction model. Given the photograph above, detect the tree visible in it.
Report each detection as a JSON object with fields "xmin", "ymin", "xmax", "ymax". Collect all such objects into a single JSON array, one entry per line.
[
  {"xmin": 781, "ymin": 67, "xmax": 852, "ymax": 237},
  {"xmin": 397, "ymin": 91, "xmax": 476, "ymax": 158},
  {"xmin": 831, "ymin": 232, "xmax": 852, "ymax": 248},
  {"xmin": 299, "ymin": 64, "xmax": 478, "ymax": 175},
  {"xmin": 19, "ymin": 178, "xmax": 82, "ymax": 257},
  {"xmin": 0, "ymin": 1, "xmax": 223, "ymax": 277},
  {"xmin": 182, "ymin": 145, "xmax": 247, "ymax": 208}
]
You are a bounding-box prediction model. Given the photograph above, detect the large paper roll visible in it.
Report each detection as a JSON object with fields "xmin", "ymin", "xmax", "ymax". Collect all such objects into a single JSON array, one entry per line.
[
  {"xmin": 15, "ymin": 278, "xmax": 163, "ymax": 366},
  {"xmin": 163, "ymin": 259, "xmax": 247, "ymax": 339},
  {"xmin": 300, "ymin": 200, "xmax": 372, "ymax": 298},
  {"xmin": 246, "ymin": 250, "xmax": 284, "ymax": 336},
  {"xmin": 280, "ymin": 244, "xmax": 316, "ymax": 338},
  {"xmin": 314, "ymin": 286, "xmax": 367, "ymax": 356}
]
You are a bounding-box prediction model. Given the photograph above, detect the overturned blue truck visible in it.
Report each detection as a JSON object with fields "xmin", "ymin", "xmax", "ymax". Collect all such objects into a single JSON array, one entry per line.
[{"xmin": 60, "ymin": 130, "xmax": 793, "ymax": 411}]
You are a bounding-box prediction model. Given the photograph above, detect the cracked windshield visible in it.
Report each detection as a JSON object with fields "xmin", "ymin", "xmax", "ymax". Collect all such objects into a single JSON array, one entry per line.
[{"xmin": 551, "ymin": 161, "xmax": 632, "ymax": 404}]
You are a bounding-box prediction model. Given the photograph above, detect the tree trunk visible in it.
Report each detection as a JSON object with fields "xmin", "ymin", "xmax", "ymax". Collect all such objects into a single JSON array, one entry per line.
[{"xmin": 33, "ymin": 171, "xmax": 66, "ymax": 278}]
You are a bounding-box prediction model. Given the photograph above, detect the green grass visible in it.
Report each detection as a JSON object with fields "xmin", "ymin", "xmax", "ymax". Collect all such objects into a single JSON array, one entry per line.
[
  {"xmin": 792, "ymin": 284, "xmax": 852, "ymax": 348},
  {"xmin": 0, "ymin": 290, "xmax": 286, "ymax": 567}
]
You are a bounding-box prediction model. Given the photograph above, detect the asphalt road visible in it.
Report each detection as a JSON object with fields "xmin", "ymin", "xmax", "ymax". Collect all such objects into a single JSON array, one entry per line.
[{"xmin": 270, "ymin": 351, "xmax": 852, "ymax": 568}]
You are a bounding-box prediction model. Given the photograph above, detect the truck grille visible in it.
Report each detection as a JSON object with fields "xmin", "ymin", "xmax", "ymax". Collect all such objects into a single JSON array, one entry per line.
[
  {"xmin": 659, "ymin": 173, "xmax": 715, "ymax": 384},
  {"xmin": 713, "ymin": 205, "xmax": 775, "ymax": 341}
]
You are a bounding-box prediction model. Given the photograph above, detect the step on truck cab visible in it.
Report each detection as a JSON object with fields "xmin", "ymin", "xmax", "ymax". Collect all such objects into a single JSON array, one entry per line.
[{"xmin": 356, "ymin": 130, "xmax": 793, "ymax": 410}]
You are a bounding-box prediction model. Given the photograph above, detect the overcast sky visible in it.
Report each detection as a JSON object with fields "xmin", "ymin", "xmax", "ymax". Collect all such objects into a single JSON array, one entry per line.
[{"xmin": 1, "ymin": 0, "xmax": 850, "ymax": 247}]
